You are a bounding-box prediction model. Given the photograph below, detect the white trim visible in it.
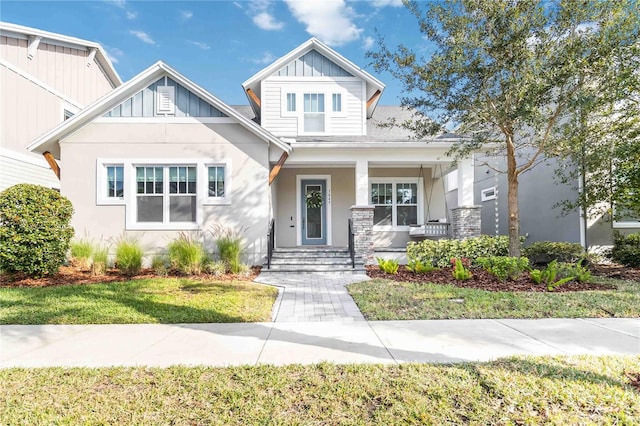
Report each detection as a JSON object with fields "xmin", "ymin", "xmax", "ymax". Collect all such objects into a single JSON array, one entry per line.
[
  {"xmin": 481, "ymin": 186, "xmax": 497, "ymax": 202},
  {"xmin": 202, "ymin": 160, "xmax": 232, "ymax": 205},
  {"xmin": 280, "ymin": 89, "xmax": 297, "ymax": 118},
  {"xmin": 268, "ymin": 76, "xmax": 362, "ymax": 83},
  {"xmin": 94, "ymin": 117, "xmax": 237, "ymax": 124},
  {"xmin": 156, "ymin": 85, "xmax": 175, "ymax": 115},
  {"xmin": 96, "ymin": 159, "xmax": 126, "ymax": 205},
  {"xmin": 61, "ymin": 101, "xmax": 79, "ymax": 122},
  {"xmin": 612, "ymin": 221, "xmax": 640, "ymax": 229},
  {"xmin": 290, "ymin": 141, "xmax": 458, "ymax": 149},
  {"xmin": 0, "ymin": 58, "xmax": 83, "ymax": 109},
  {"xmin": 27, "ymin": 35, "xmax": 42, "ymax": 59},
  {"xmin": 296, "ymin": 174, "xmax": 332, "ymax": 246},
  {"xmin": 0, "ymin": 147, "xmax": 50, "ymax": 167},
  {"xmin": 370, "ymin": 177, "xmax": 424, "ymax": 231}
]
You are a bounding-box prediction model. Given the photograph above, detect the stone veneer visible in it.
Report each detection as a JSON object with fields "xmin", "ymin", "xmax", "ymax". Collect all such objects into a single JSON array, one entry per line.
[
  {"xmin": 350, "ymin": 205, "xmax": 374, "ymax": 264},
  {"xmin": 451, "ymin": 206, "xmax": 482, "ymax": 239}
]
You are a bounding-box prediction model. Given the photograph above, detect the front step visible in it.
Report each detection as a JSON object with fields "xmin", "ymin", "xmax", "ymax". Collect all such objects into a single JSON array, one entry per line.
[{"xmin": 264, "ymin": 248, "xmax": 365, "ymax": 273}]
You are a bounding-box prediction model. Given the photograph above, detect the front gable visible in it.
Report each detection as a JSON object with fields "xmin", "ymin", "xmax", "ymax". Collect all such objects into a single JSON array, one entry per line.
[
  {"xmin": 275, "ymin": 50, "xmax": 353, "ymax": 78},
  {"xmin": 105, "ymin": 76, "xmax": 228, "ymax": 118}
]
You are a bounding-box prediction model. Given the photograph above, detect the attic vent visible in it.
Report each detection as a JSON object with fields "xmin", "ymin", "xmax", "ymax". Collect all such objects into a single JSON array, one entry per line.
[{"xmin": 156, "ymin": 86, "xmax": 175, "ymax": 115}]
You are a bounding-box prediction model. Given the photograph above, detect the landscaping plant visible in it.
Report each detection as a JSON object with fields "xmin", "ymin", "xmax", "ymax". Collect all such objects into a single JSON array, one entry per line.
[
  {"xmin": 609, "ymin": 231, "xmax": 640, "ymax": 268},
  {"xmin": 476, "ymin": 256, "xmax": 530, "ymax": 281},
  {"xmin": 451, "ymin": 258, "xmax": 472, "ymax": 281},
  {"xmin": 557, "ymin": 261, "xmax": 592, "ymax": 283},
  {"xmin": 91, "ymin": 245, "xmax": 109, "ymax": 276},
  {"xmin": 376, "ymin": 257, "xmax": 399, "ymax": 275},
  {"xmin": 523, "ymin": 241, "xmax": 584, "ymax": 265},
  {"xmin": 69, "ymin": 239, "xmax": 94, "ymax": 271},
  {"xmin": 405, "ymin": 255, "xmax": 437, "ymax": 274},
  {"xmin": 167, "ymin": 232, "xmax": 208, "ymax": 275},
  {"xmin": 530, "ymin": 260, "xmax": 573, "ymax": 291},
  {"xmin": 210, "ymin": 225, "xmax": 247, "ymax": 274},
  {"xmin": 407, "ymin": 235, "xmax": 512, "ymax": 268},
  {"xmin": 205, "ymin": 260, "xmax": 227, "ymax": 276},
  {"xmin": 151, "ymin": 255, "xmax": 170, "ymax": 277},
  {"xmin": 0, "ymin": 184, "xmax": 74, "ymax": 277},
  {"xmin": 114, "ymin": 238, "xmax": 143, "ymax": 276}
]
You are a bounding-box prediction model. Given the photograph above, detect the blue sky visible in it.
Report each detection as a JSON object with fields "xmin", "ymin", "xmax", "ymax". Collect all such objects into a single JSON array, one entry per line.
[{"xmin": 1, "ymin": 0, "xmax": 430, "ymax": 105}]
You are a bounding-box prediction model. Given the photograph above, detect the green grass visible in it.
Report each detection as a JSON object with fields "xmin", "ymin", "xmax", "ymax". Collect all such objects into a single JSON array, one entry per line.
[
  {"xmin": 0, "ymin": 278, "xmax": 277, "ymax": 324},
  {"xmin": 1, "ymin": 356, "xmax": 638, "ymax": 424},
  {"xmin": 349, "ymin": 277, "xmax": 640, "ymax": 320}
]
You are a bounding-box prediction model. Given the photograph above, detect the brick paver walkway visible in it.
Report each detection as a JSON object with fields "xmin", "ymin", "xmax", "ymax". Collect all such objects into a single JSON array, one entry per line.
[{"xmin": 254, "ymin": 273, "xmax": 369, "ymax": 322}]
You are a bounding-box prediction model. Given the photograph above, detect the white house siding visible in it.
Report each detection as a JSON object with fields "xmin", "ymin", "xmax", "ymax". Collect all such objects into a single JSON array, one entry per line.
[
  {"xmin": 0, "ymin": 36, "xmax": 115, "ymax": 105},
  {"xmin": 0, "ymin": 151, "xmax": 59, "ymax": 191},
  {"xmin": 60, "ymin": 122, "xmax": 271, "ymax": 265},
  {"xmin": 261, "ymin": 78, "xmax": 364, "ymax": 137}
]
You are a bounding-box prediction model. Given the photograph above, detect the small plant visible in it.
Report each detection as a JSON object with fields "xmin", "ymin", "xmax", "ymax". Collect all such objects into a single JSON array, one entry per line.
[
  {"xmin": 210, "ymin": 225, "xmax": 247, "ymax": 274},
  {"xmin": 91, "ymin": 245, "xmax": 109, "ymax": 276},
  {"xmin": 609, "ymin": 231, "xmax": 640, "ymax": 268},
  {"xmin": 476, "ymin": 256, "xmax": 529, "ymax": 281},
  {"xmin": 557, "ymin": 260, "xmax": 592, "ymax": 283},
  {"xmin": 376, "ymin": 257, "xmax": 399, "ymax": 274},
  {"xmin": 167, "ymin": 232, "xmax": 207, "ymax": 275},
  {"xmin": 523, "ymin": 241, "xmax": 584, "ymax": 265},
  {"xmin": 205, "ymin": 260, "xmax": 227, "ymax": 276},
  {"xmin": 114, "ymin": 238, "xmax": 143, "ymax": 276},
  {"xmin": 70, "ymin": 239, "xmax": 94, "ymax": 271},
  {"xmin": 530, "ymin": 260, "xmax": 574, "ymax": 291},
  {"xmin": 151, "ymin": 254, "xmax": 170, "ymax": 277},
  {"xmin": 451, "ymin": 258, "xmax": 472, "ymax": 280},
  {"xmin": 406, "ymin": 258, "xmax": 436, "ymax": 274}
]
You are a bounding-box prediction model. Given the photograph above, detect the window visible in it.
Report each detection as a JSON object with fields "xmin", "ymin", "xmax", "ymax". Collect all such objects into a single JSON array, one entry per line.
[
  {"xmin": 286, "ymin": 93, "xmax": 296, "ymax": 112},
  {"xmin": 332, "ymin": 93, "xmax": 342, "ymax": 112},
  {"xmin": 481, "ymin": 186, "xmax": 497, "ymax": 201},
  {"xmin": 371, "ymin": 180, "xmax": 420, "ymax": 228},
  {"xmin": 208, "ymin": 165, "xmax": 225, "ymax": 197},
  {"xmin": 63, "ymin": 110, "xmax": 75, "ymax": 121},
  {"xmin": 106, "ymin": 165, "xmax": 124, "ymax": 199},
  {"xmin": 136, "ymin": 166, "xmax": 196, "ymax": 224},
  {"xmin": 303, "ymin": 93, "xmax": 324, "ymax": 132}
]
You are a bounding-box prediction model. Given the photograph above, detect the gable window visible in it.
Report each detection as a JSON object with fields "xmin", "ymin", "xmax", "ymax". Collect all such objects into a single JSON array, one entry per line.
[
  {"xmin": 371, "ymin": 179, "xmax": 421, "ymax": 229},
  {"xmin": 303, "ymin": 93, "xmax": 324, "ymax": 132},
  {"xmin": 286, "ymin": 93, "xmax": 296, "ymax": 112},
  {"xmin": 332, "ymin": 93, "xmax": 342, "ymax": 112},
  {"xmin": 156, "ymin": 86, "xmax": 176, "ymax": 115}
]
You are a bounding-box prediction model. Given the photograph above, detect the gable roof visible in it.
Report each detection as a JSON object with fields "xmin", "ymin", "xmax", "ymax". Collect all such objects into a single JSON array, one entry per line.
[
  {"xmin": 242, "ymin": 38, "xmax": 385, "ymax": 119},
  {"xmin": 27, "ymin": 61, "xmax": 291, "ymax": 157},
  {"xmin": 0, "ymin": 21, "xmax": 122, "ymax": 88}
]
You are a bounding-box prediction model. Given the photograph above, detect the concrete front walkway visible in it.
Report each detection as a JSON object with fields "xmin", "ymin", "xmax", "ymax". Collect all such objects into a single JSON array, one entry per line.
[
  {"xmin": 1, "ymin": 318, "xmax": 638, "ymax": 368},
  {"xmin": 254, "ymin": 272, "xmax": 369, "ymax": 322}
]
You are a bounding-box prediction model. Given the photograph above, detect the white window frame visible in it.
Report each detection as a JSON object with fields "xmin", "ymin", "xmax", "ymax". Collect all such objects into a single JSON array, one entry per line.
[
  {"xmin": 612, "ymin": 205, "xmax": 640, "ymax": 228},
  {"xmin": 156, "ymin": 85, "xmax": 176, "ymax": 115},
  {"xmin": 281, "ymin": 89, "xmax": 297, "ymax": 117},
  {"xmin": 204, "ymin": 160, "xmax": 232, "ymax": 205},
  {"xmin": 330, "ymin": 91, "xmax": 347, "ymax": 118},
  {"xmin": 481, "ymin": 186, "xmax": 497, "ymax": 202},
  {"xmin": 301, "ymin": 92, "xmax": 326, "ymax": 135},
  {"xmin": 370, "ymin": 177, "xmax": 424, "ymax": 231},
  {"xmin": 96, "ymin": 159, "xmax": 126, "ymax": 205}
]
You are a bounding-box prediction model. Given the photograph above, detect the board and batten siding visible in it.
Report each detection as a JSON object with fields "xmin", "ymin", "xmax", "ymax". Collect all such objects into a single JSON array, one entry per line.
[
  {"xmin": 261, "ymin": 78, "xmax": 365, "ymax": 137},
  {"xmin": 275, "ymin": 50, "xmax": 353, "ymax": 78},
  {"xmin": 0, "ymin": 36, "xmax": 115, "ymax": 106}
]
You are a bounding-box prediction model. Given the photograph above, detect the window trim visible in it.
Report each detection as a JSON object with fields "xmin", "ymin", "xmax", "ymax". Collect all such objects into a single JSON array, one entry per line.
[
  {"xmin": 370, "ymin": 177, "xmax": 424, "ymax": 231},
  {"xmin": 481, "ymin": 186, "xmax": 497, "ymax": 202},
  {"xmin": 330, "ymin": 91, "xmax": 347, "ymax": 118},
  {"xmin": 281, "ymin": 90, "xmax": 297, "ymax": 117},
  {"xmin": 612, "ymin": 205, "xmax": 640, "ymax": 228},
  {"xmin": 96, "ymin": 159, "xmax": 126, "ymax": 205},
  {"xmin": 301, "ymin": 92, "xmax": 326, "ymax": 135}
]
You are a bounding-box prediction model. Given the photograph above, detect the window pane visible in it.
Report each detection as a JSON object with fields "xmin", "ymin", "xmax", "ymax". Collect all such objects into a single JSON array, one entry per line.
[
  {"xmin": 332, "ymin": 93, "xmax": 341, "ymax": 112},
  {"xmin": 397, "ymin": 206, "xmax": 418, "ymax": 226},
  {"xmin": 137, "ymin": 196, "xmax": 163, "ymax": 222},
  {"xmin": 304, "ymin": 114, "xmax": 324, "ymax": 132},
  {"xmin": 208, "ymin": 166, "xmax": 225, "ymax": 197},
  {"xmin": 115, "ymin": 167, "xmax": 124, "ymax": 197},
  {"xmin": 397, "ymin": 183, "xmax": 417, "ymax": 204},
  {"xmin": 170, "ymin": 196, "xmax": 196, "ymax": 222},
  {"xmin": 374, "ymin": 206, "xmax": 392, "ymax": 226},
  {"xmin": 287, "ymin": 93, "xmax": 296, "ymax": 112}
]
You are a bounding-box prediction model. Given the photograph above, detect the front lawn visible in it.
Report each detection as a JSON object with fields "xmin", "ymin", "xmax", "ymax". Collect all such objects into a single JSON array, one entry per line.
[
  {"xmin": 348, "ymin": 277, "xmax": 640, "ymax": 320},
  {"xmin": 1, "ymin": 356, "xmax": 638, "ymax": 424},
  {"xmin": 0, "ymin": 278, "xmax": 278, "ymax": 324}
]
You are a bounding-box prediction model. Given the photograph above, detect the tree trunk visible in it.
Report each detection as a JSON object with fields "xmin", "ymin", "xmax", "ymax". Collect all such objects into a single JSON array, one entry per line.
[{"xmin": 505, "ymin": 133, "xmax": 521, "ymax": 257}]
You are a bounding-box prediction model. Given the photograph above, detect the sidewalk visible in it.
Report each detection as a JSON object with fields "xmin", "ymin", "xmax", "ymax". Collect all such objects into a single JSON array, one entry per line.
[{"xmin": 1, "ymin": 318, "xmax": 638, "ymax": 368}]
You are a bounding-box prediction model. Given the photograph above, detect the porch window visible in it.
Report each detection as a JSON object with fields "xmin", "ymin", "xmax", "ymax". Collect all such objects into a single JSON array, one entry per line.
[
  {"xmin": 371, "ymin": 179, "xmax": 420, "ymax": 229},
  {"xmin": 303, "ymin": 93, "xmax": 324, "ymax": 132}
]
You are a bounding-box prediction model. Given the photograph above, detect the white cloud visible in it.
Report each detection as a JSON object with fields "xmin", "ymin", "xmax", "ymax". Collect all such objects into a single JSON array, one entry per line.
[
  {"xmin": 180, "ymin": 10, "xmax": 193, "ymax": 21},
  {"xmin": 104, "ymin": 46, "xmax": 123, "ymax": 64},
  {"xmin": 253, "ymin": 51, "xmax": 276, "ymax": 65},
  {"xmin": 190, "ymin": 41, "xmax": 211, "ymax": 50},
  {"xmin": 233, "ymin": 2, "xmax": 243, "ymax": 9},
  {"xmin": 283, "ymin": 0, "xmax": 362, "ymax": 46},
  {"xmin": 105, "ymin": 0, "xmax": 126, "ymax": 9},
  {"xmin": 126, "ymin": 11, "xmax": 137, "ymax": 20},
  {"xmin": 129, "ymin": 30, "xmax": 155, "ymax": 45},
  {"xmin": 371, "ymin": 0, "xmax": 404, "ymax": 7},
  {"xmin": 362, "ymin": 36, "xmax": 374, "ymax": 50},
  {"xmin": 248, "ymin": 0, "xmax": 284, "ymax": 31}
]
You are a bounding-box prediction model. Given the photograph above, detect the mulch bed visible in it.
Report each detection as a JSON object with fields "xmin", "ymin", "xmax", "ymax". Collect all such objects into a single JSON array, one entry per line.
[
  {"xmin": 589, "ymin": 263, "xmax": 640, "ymax": 282},
  {"xmin": 0, "ymin": 266, "xmax": 262, "ymax": 288},
  {"xmin": 366, "ymin": 265, "xmax": 618, "ymax": 292}
]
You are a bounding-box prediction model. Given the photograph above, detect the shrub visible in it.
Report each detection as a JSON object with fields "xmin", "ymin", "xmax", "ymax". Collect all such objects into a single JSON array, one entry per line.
[
  {"xmin": 476, "ymin": 256, "xmax": 530, "ymax": 281},
  {"xmin": 91, "ymin": 245, "xmax": 109, "ymax": 276},
  {"xmin": 210, "ymin": 225, "xmax": 247, "ymax": 274},
  {"xmin": 167, "ymin": 233, "xmax": 207, "ymax": 275},
  {"xmin": 205, "ymin": 260, "xmax": 227, "ymax": 276},
  {"xmin": 376, "ymin": 257, "xmax": 399, "ymax": 274},
  {"xmin": 451, "ymin": 258, "xmax": 472, "ymax": 280},
  {"xmin": 151, "ymin": 254, "xmax": 170, "ymax": 276},
  {"xmin": 70, "ymin": 239, "xmax": 94, "ymax": 271},
  {"xmin": 407, "ymin": 235, "xmax": 511, "ymax": 268},
  {"xmin": 609, "ymin": 231, "xmax": 640, "ymax": 268},
  {"xmin": 523, "ymin": 241, "xmax": 584, "ymax": 265},
  {"xmin": 530, "ymin": 260, "xmax": 573, "ymax": 291},
  {"xmin": 115, "ymin": 238, "xmax": 143, "ymax": 276},
  {"xmin": 406, "ymin": 258, "xmax": 437, "ymax": 274},
  {"xmin": 0, "ymin": 184, "xmax": 74, "ymax": 277}
]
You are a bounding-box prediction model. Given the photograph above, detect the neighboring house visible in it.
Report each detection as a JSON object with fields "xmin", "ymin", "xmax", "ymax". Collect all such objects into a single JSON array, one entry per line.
[
  {"xmin": 27, "ymin": 38, "xmax": 478, "ymax": 265},
  {"xmin": 0, "ymin": 22, "xmax": 121, "ymax": 191}
]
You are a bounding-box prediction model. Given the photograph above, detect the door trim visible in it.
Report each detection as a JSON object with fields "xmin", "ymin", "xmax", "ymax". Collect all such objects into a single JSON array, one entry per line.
[{"xmin": 296, "ymin": 174, "xmax": 332, "ymax": 246}]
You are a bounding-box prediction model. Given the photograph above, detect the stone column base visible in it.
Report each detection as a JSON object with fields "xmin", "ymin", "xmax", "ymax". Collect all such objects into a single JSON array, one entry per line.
[
  {"xmin": 451, "ymin": 206, "xmax": 482, "ymax": 239},
  {"xmin": 350, "ymin": 205, "xmax": 374, "ymax": 264}
]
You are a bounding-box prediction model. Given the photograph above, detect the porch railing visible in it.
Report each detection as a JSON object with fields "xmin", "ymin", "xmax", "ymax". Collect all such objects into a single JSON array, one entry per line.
[
  {"xmin": 348, "ymin": 218, "xmax": 355, "ymax": 268},
  {"xmin": 267, "ymin": 219, "xmax": 275, "ymax": 269}
]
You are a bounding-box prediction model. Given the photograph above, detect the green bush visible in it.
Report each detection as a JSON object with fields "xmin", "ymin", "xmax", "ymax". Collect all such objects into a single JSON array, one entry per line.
[
  {"xmin": 530, "ymin": 260, "xmax": 573, "ymax": 291},
  {"xmin": 210, "ymin": 225, "xmax": 247, "ymax": 274},
  {"xmin": 476, "ymin": 256, "xmax": 530, "ymax": 281},
  {"xmin": 406, "ymin": 258, "xmax": 437, "ymax": 274},
  {"xmin": 115, "ymin": 238, "xmax": 143, "ymax": 276},
  {"xmin": 205, "ymin": 260, "xmax": 227, "ymax": 276},
  {"xmin": 0, "ymin": 184, "xmax": 74, "ymax": 277},
  {"xmin": 167, "ymin": 233, "xmax": 207, "ymax": 275},
  {"xmin": 407, "ymin": 235, "xmax": 511, "ymax": 268},
  {"xmin": 556, "ymin": 261, "xmax": 592, "ymax": 283},
  {"xmin": 451, "ymin": 258, "xmax": 472, "ymax": 280},
  {"xmin": 376, "ymin": 257, "xmax": 399, "ymax": 274},
  {"xmin": 523, "ymin": 241, "xmax": 584, "ymax": 265},
  {"xmin": 151, "ymin": 254, "xmax": 170, "ymax": 276},
  {"xmin": 70, "ymin": 239, "xmax": 94, "ymax": 271},
  {"xmin": 91, "ymin": 245, "xmax": 109, "ymax": 276},
  {"xmin": 609, "ymin": 231, "xmax": 640, "ymax": 268}
]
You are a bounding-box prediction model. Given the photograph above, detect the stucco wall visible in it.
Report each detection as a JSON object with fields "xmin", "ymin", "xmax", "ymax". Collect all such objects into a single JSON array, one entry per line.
[{"xmin": 60, "ymin": 121, "xmax": 271, "ymax": 265}]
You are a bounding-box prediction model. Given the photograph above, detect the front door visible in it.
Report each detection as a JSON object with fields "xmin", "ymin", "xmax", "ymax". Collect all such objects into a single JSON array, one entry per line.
[{"xmin": 301, "ymin": 179, "xmax": 327, "ymax": 245}]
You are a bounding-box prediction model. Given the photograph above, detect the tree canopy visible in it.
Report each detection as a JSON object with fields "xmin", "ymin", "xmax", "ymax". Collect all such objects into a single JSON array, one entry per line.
[{"xmin": 370, "ymin": 0, "xmax": 640, "ymax": 255}]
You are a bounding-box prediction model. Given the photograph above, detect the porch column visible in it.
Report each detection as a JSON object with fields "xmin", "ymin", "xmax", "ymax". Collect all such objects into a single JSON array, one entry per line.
[
  {"xmin": 452, "ymin": 156, "xmax": 481, "ymax": 239},
  {"xmin": 350, "ymin": 205, "xmax": 374, "ymax": 264},
  {"xmin": 355, "ymin": 159, "xmax": 369, "ymax": 206}
]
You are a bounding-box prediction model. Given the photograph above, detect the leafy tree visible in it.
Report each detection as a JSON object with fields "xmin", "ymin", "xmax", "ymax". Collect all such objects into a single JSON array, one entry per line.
[{"xmin": 370, "ymin": 0, "xmax": 639, "ymax": 256}]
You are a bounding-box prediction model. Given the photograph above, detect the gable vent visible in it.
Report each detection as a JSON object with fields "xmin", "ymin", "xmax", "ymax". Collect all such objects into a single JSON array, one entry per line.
[{"xmin": 156, "ymin": 86, "xmax": 175, "ymax": 115}]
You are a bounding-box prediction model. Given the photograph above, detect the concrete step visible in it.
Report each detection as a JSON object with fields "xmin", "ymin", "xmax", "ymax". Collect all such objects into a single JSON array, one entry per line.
[
  {"xmin": 262, "ymin": 265, "xmax": 366, "ymax": 274},
  {"xmin": 269, "ymin": 258, "xmax": 355, "ymax": 266}
]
